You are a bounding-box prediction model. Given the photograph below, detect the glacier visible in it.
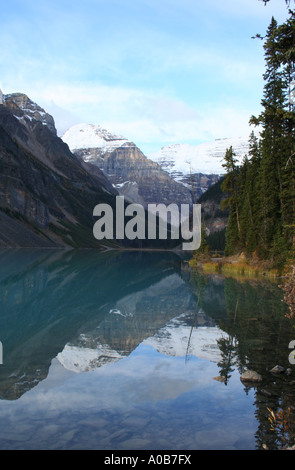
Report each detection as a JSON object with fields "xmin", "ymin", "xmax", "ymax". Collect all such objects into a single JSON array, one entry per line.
[{"xmin": 148, "ymin": 136, "xmax": 250, "ymax": 178}]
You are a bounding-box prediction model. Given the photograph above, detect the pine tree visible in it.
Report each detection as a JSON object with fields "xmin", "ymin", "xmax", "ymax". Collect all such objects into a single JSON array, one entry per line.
[
  {"xmin": 276, "ymin": 11, "xmax": 295, "ymax": 250},
  {"xmin": 220, "ymin": 13, "xmax": 295, "ymax": 265},
  {"xmin": 221, "ymin": 146, "xmax": 241, "ymax": 255},
  {"xmin": 250, "ymin": 17, "xmax": 290, "ymax": 259},
  {"xmin": 247, "ymin": 132, "xmax": 262, "ymax": 253},
  {"xmin": 239, "ymin": 155, "xmax": 255, "ymax": 252}
]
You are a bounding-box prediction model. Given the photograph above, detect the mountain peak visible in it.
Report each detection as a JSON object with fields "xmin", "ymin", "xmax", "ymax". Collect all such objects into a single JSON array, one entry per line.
[
  {"xmin": 62, "ymin": 123, "xmax": 130, "ymax": 153},
  {"xmin": 4, "ymin": 92, "xmax": 57, "ymax": 135},
  {"xmin": 149, "ymin": 136, "xmax": 250, "ymax": 177}
]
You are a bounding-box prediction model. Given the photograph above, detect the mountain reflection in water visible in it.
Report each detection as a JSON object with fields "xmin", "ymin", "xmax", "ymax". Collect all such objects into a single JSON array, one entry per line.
[{"xmin": 0, "ymin": 249, "xmax": 294, "ymax": 450}]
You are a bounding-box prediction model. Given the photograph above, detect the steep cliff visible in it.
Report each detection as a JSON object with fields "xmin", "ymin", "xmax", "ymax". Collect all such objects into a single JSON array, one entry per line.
[
  {"xmin": 0, "ymin": 94, "xmax": 182, "ymax": 249},
  {"xmin": 4, "ymin": 93, "xmax": 57, "ymax": 136},
  {"xmin": 0, "ymin": 96, "xmax": 119, "ymax": 248}
]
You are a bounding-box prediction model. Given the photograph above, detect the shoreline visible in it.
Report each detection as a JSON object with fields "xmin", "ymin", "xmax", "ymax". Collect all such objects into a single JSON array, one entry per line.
[{"xmin": 188, "ymin": 253, "xmax": 282, "ymax": 280}]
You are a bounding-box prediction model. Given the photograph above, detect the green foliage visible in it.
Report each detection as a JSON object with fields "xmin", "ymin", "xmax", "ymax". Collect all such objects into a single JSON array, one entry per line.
[
  {"xmin": 221, "ymin": 12, "xmax": 295, "ymax": 267},
  {"xmin": 206, "ymin": 227, "xmax": 226, "ymax": 252},
  {"xmin": 198, "ymin": 176, "xmax": 226, "ymax": 205},
  {"xmin": 195, "ymin": 220, "xmax": 210, "ymax": 256}
]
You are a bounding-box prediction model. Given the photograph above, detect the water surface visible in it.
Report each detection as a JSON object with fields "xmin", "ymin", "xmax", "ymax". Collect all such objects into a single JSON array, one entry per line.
[{"xmin": 0, "ymin": 249, "xmax": 294, "ymax": 450}]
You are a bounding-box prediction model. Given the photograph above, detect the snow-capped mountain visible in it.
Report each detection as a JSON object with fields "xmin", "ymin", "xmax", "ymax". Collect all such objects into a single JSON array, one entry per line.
[
  {"xmin": 62, "ymin": 124, "xmax": 251, "ymax": 203},
  {"xmin": 148, "ymin": 136, "xmax": 250, "ymax": 182},
  {"xmin": 62, "ymin": 123, "xmax": 194, "ymax": 207},
  {"xmin": 62, "ymin": 123, "xmax": 130, "ymax": 159},
  {"xmin": 56, "ymin": 341, "xmax": 124, "ymax": 373},
  {"xmin": 143, "ymin": 315, "xmax": 227, "ymax": 363},
  {"xmin": 56, "ymin": 313, "xmax": 227, "ymax": 373}
]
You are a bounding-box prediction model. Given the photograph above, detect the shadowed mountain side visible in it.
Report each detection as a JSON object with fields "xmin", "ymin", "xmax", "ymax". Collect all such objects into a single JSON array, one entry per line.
[
  {"xmin": 63, "ymin": 124, "xmax": 194, "ymax": 208},
  {"xmin": 0, "ymin": 102, "xmax": 119, "ymax": 248},
  {"xmin": 0, "ymin": 99, "xmax": 181, "ymax": 249}
]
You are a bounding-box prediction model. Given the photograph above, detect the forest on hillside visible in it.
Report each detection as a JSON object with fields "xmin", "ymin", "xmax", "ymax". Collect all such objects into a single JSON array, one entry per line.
[{"xmin": 221, "ymin": 10, "xmax": 295, "ymax": 269}]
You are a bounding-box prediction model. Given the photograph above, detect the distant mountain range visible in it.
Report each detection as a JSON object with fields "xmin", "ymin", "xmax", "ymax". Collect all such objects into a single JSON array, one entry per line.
[
  {"xmin": 62, "ymin": 124, "xmax": 250, "ymax": 205},
  {"xmin": 62, "ymin": 123, "xmax": 194, "ymax": 209},
  {"xmin": 0, "ymin": 91, "xmax": 251, "ymax": 247},
  {"xmin": 148, "ymin": 137, "xmax": 250, "ymax": 184}
]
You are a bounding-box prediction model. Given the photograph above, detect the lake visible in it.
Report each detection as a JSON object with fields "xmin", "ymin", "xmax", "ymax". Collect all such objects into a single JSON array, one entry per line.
[{"xmin": 0, "ymin": 249, "xmax": 294, "ymax": 450}]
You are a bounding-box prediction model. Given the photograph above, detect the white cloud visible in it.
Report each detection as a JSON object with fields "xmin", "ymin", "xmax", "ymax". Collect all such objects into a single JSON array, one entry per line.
[
  {"xmin": 25, "ymin": 81, "xmax": 255, "ymax": 156},
  {"xmin": 0, "ymin": 0, "xmax": 275, "ymax": 155}
]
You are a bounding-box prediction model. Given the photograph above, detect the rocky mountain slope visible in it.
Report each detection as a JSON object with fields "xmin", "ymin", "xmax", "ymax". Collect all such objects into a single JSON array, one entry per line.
[
  {"xmin": 62, "ymin": 124, "xmax": 193, "ymax": 208},
  {"xmin": 147, "ymin": 136, "xmax": 250, "ymax": 242},
  {"xmin": 63, "ymin": 125, "xmax": 250, "ymax": 205},
  {"xmin": 4, "ymin": 93, "xmax": 57, "ymax": 135},
  {"xmin": 0, "ymin": 93, "xmax": 183, "ymax": 249},
  {"xmin": 0, "ymin": 94, "xmax": 122, "ymax": 248},
  {"xmin": 148, "ymin": 136, "xmax": 250, "ymax": 196}
]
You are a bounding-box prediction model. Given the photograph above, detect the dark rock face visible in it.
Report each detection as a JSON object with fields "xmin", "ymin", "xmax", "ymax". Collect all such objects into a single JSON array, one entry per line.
[
  {"xmin": 0, "ymin": 100, "xmax": 118, "ymax": 248},
  {"xmin": 4, "ymin": 93, "xmax": 57, "ymax": 135},
  {"xmin": 74, "ymin": 143, "xmax": 194, "ymax": 209},
  {"xmin": 0, "ymin": 95, "xmax": 181, "ymax": 249}
]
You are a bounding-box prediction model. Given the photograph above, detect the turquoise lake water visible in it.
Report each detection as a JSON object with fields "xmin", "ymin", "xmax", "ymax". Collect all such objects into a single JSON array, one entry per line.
[{"xmin": 0, "ymin": 249, "xmax": 294, "ymax": 450}]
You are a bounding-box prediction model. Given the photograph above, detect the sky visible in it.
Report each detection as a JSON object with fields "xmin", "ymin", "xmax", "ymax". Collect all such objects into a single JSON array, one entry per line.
[{"xmin": 0, "ymin": 0, "xmax": 291, "ymax": 154}]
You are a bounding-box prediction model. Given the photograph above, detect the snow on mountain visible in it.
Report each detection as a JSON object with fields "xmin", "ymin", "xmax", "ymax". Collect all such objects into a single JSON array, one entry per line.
[
  {"xmin": 4, "ymin": 93, "xmax": 57, "ymax": 135},
  {"xmin": 143, "ymin": 313, "xmax": 228, "ymax": 363},
  {"xmin": 56, "ymin": 341, "xmax": 124, "ymax": 373},
  {"xmin": 62, "ymin": 123, "xmax": 130, "ymax": 157},
  {"xmin": 61, "ymin": 123, "xmax": 251, "ymax": 199},
  {"xmin": 57, "ymin": 311, "xmax": 228, "ymax": 374},
  {"xmin": 148, "ymin": 136, "xmax": 250, "ymax": 179}
]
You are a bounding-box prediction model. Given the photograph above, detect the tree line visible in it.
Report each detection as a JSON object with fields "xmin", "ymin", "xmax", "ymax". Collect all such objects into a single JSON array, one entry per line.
[{"xmin": 221, "ymin": 11, "xmax": 295, "ymax": 268}]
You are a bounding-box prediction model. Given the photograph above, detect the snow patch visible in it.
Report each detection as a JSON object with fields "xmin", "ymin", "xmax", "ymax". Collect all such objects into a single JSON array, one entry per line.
[
  {"xmin": 62, "ymin": 123, "xmax": 129, "ymax": 154},
  {"xmin": 56, "ymin": 343, "xmax": 123, "ymax": 373},
  {"xmin": 148, "ymin": 136, "xmax": 250, "ymax": 176},
  {"xmin": 143, "ymin": 314, "xmax": 228, "ymax": 363}
]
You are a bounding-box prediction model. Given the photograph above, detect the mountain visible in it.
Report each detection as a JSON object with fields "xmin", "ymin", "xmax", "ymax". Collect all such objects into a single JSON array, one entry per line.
[
  {"xmin": 61, "ymin": 122, "xmax": 129, "ymax": 155},
  {"xmin": 149, "ymin": 136, "xmax": 250, "ymax": 177},
  {"xmin": 0, "ymin": 93, "xmax": 121, "ymax": 248},
  {"xmin": 198, "ymin": 177, "xmax": 229, "ymax": 248},
  {"xmin": 62, "ymin": 123, "xmax": 193, "ymax": 208},
  {"xmin": 147, "ymin": 137, "xmax": 251, "ymax": 243},
  {"xmin": 4, "ymin": 93, "xmax": 57, "ymax": 136},
  {"xmin": 148, "ymin": 136, "xmax": 250, "ymax": 197},
  {"xmin": 63, "ymin": 125, "xmax": 251, "ymax": 205},
  {"xmin": 0, "ymin": 93, "xmax": 183, "ymax": 249}
]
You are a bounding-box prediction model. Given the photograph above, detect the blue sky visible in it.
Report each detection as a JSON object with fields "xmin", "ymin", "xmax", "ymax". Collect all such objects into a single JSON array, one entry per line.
[{"xmin": 0, "ymin": 0, "xmax": 291, "ymax": 154}]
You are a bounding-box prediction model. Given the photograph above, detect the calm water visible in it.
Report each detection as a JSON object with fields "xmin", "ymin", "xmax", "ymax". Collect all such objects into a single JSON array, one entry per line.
[{"xmin": 0, "ymin": 249, "xmax": 294, "ymax": 450}]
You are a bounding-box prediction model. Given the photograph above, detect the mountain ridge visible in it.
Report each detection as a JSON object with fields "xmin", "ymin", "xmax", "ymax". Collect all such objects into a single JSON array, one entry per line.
[
  {"xmin": 0, "ymin": 93, "xmax": 184, "ymax": 249},
  {"xmin": 148, "ymin": 136, "xmax": 250, "ymax": 181},
  {"xmin": 62, "ymin": 123, "xmax": 194, "ymax": 208},
  {"xmin": 62, "ymin": 123, "xmax": 251, "ymax": 202},
  {"xmin": 0, "ymin": 94, "xmax": 121, "ymax": 248}
]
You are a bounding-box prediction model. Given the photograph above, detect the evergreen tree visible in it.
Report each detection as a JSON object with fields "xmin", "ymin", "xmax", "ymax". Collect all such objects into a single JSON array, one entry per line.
[
  {"xmin": 221, "ymin": 146, "xmax": 241, "ymax": 255},
  {"xmin": 276, "ymin": 11, "xmax": 295, "ymax": 250},
  {"xmin": 239, "ymin": 155, "xmax": 256, "ymax": 252},
  {"xmin": 194, "ymin": 219, "xmax": 210, "ymax": 257},
  {"xmin": 221, "ymin": 13, "xmax": 295, "ymax": 265},
  {"xmin": 250, "ymin": 17, "xmax": 287, "ymax": 257}
]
